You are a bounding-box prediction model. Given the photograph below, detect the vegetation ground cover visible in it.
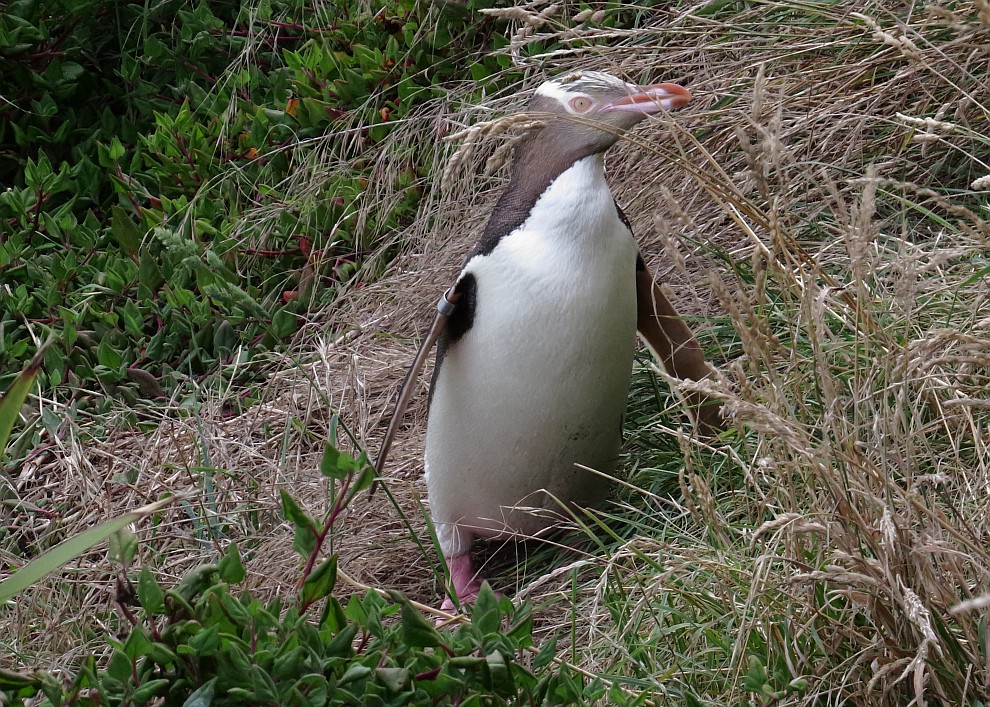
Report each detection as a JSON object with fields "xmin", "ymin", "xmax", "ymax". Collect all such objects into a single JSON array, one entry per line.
[
  {"xmin": 0, "ymin": 0, "xmax": 506, "ymax": 420},
  {"xmin": 2, "ymin": 0, "xmax": 989, "ymax": 704}
]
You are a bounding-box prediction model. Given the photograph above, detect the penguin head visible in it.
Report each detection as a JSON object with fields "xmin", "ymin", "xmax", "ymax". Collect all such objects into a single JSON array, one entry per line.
[{"xmin": 527, "ymin": 70, "xmax": 692, "ymax": 154}]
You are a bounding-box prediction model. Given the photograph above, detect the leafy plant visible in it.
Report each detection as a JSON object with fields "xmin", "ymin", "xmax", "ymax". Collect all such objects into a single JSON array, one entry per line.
[
  {"xmin": 742, "ymin": 656, "xmax": 809, "ymax": 705},
  {"xmin": 0, "ymin": 0, "xmax": 506, "ymax": 416},
  {"xmin": 0, "ymin": 340, "xmax": 48, "ymax": 459},
  {"xmin": 0, "ymin": 439, "xmax": 602, "ymax": 706}
]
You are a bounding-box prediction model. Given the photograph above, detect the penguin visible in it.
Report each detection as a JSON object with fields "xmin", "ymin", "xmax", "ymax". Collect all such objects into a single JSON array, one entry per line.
[{"xmin": 376, "ymin": 71, "xmax": 723, "ymax": 613}]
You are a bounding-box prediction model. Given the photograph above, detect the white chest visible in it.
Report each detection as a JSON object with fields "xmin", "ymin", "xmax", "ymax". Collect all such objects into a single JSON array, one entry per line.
[
  {"xmin": 425, "ymin": 155, "xmax": 639, "ymax": 553},
  {"xmin": 465, "ymin": 154, "xmax": 631, "ymax": 286}
]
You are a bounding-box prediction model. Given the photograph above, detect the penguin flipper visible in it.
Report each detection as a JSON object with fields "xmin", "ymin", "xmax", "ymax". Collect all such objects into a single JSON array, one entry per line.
[
  {"xmin": 372, "ymin": 287, "xmax": 461, "ymax": 493},
  {"xmin": 634, "ymin": 266, "xmax": 724, "ymax": 435}
]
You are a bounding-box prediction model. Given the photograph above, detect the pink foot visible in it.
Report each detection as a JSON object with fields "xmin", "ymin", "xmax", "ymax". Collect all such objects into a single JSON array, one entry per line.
[{"xmin": 440, "ymin": 553, "xmax": 484, "ymax": 613}]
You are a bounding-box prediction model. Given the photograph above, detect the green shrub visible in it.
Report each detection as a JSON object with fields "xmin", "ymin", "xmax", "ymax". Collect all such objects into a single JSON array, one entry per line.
[
  {"xmin": 0, "ymin": 0, "xmax": 502, "ymax": 413},
  {"xmin": 0, "ymin": 441, "xmax": 607, "ymax": 706}
]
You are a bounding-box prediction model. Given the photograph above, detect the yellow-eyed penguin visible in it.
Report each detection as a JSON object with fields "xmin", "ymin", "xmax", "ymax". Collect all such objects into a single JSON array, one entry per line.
[{"xmin": 377, "ymin": 71, "xmax": 723, "ymax": 612}]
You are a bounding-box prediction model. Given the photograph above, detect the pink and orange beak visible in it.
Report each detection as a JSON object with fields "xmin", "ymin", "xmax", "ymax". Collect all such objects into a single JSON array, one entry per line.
[{"xmin": 603, "ymin": 83, "xmax": 693, "ymax": 113}]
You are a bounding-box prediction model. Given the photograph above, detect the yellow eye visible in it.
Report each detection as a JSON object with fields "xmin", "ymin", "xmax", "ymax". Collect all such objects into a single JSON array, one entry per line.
[{"xmin": 569, "ymin": 96, "xmax": 594, "ymax": 113}]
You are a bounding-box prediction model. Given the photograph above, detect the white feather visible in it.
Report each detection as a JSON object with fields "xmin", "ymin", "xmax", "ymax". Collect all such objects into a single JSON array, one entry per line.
[
  {"xmin": 535, "ymin": 71, "xmax": 634, "ymax": 105},
  {"xmin": 425, "ymin": 154, "xmax": 638, "ymax": 557}
]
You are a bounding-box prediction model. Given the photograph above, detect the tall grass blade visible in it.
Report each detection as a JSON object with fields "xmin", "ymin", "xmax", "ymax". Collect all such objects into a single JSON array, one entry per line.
[
  {"xmin": 0, "ymin": 496, "xmax": 178, "ymax": 602},
  {"xmin": 0, "ymin": 340, "xmax": 51, "ymax": 455}
]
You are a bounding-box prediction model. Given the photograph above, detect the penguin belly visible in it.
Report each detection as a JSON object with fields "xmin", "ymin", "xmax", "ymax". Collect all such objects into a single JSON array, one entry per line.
[{"xmin": 425, "ymin": 213, "xmax": 638, "ymax": 558}]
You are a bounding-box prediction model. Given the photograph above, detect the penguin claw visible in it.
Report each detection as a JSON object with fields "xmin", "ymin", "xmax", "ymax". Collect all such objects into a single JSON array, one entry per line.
[
  {"xmin": 438, "ymin": 553, "xmax": 488, "ymax": 618},
  {"xmin": 438, "ymin": 592, "xmax": 474, "ymax": 615}
]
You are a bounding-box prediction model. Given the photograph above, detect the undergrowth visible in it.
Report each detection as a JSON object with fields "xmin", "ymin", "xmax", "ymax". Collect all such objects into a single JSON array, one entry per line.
[
  {"xmin": 3, "ymin": 0, "xmax": 990, "ymax": 705},
  {"xmin": 558, "ymin": 0, "xmax": 990, "ymax": 702},
  {"xmin": 0, "ymin": 0, "xmax": 503, "ymax": 419},
  {"xmin": 1, "ymin": 438, "xmax": 599, "ymax": 705}
]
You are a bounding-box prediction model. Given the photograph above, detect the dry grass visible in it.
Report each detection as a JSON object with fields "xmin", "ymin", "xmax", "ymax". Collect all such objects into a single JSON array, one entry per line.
[{"xmin": 4, "ymin": 0, "xmax": 990, "ymax": 703}]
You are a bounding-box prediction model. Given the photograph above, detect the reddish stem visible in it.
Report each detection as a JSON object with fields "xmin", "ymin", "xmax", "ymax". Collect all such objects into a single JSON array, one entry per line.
[
  {"xmin": 415, "ymin": 667, "xmax": 442, "ymax": 681},
  {"xmin": 175, "ymin": 136, "xmax": 202, "ymax": 184},
  {"xmin": 182, "ymin": 60, "xmax": 215, "ymax": 84},
  {"xmin": 297, "ymin": 475, "xmax": 351, "ymax": 593}
]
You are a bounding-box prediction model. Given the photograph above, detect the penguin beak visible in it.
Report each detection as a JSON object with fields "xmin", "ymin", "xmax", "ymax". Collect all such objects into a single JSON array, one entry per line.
[{"xmin": 603, "ymin": 83, "xmax": 693, "ymax": 113}]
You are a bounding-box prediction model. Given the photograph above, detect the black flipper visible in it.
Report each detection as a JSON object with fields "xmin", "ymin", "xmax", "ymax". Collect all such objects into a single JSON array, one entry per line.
[{"xmin": 371, "ymin": 287, "xmax": 461, "ymax": 494}]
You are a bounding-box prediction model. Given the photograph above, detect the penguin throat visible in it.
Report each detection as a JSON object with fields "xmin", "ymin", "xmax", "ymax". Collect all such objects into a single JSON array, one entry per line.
[
  {"xmin": 473, "ymin": 147, "xmax": 610, "ymax": 258},
  {"xmin": 513, "ymin": 155, "xmax": 616, "ymax": 249}
]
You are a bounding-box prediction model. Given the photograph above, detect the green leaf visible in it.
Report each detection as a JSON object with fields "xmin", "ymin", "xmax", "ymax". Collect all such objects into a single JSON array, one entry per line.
[
  {"xmin": 300, "ymin": 555, "xmax": 337, "ymax": 606},
  {"xmin": 111, "ymin": 205, "xmax": 141, "ymax": 257},
  {"xmin": 224, "ymin": 643, "xmax": 252, "ymax": 674},
  {"xmin": 218, "ymin": 544, "xmax": 245, "ymax": 584},
  {"xmin": 0, "ymin": 667, "xmax": 43, "ymax": 691},
  {"xmin": 338, "ymin": 663, "xmax": 372, "ymax": 686},
  {"xmin": 0, "ymin": 339, "xmax": 49, "ymax": 454},
  {"xmin": 0, "ymin": 497, "xmax": 178, "ymax": 602},
  {"xmin": 506, "ymin": 609, "xmax": 534, "ymax": 647},
  {"xmin": 376, "ymin": 667, "xmax": 410, "ymax": 693},
  {"xmin": 138, "ymin": 565, "xmax": 166, "ymax": 614},
  {"xmin": 182, "ymin": 677, "xmax": 216, "ymax": 707},
  {"xmin": 145, "ymin": 327, "xmax": 166, "ymax": 360},
  {"xmin": 319, "ymin": 444, "xmax": 360, "ymax": 479},
  {"xmin": 281, "ymin": 489, "xmax": 318, "ymax": 558},
  {"xmin": 448, "ymin": 656, "xmax": 485, "ymax": 669},
  {"xmin": 485, "ymin": 650, "xmax": 507, "ymax": 680},
  {"xmin": 108, "ymin": 527, "xmax": 138, "ymax": 566},
  {"xmin": 608, "ymin": 681, "xmax": 632, "ymax": 705},
  {"xmin": 148, "ymin": 642, "xmax": 178, "ymax": 665},
  {"xmin": 250, "ymin": 665, "xmax": 279, "ymax": 702},
  {"xmin": 471, "ymin": 582, "xmax": 500, "ymax": 635},
  {"xmin": 97, "ymin": 338, "xmax": 123, "ymax": 370},
  {"xmin": 280, "ymin": 488, "xmax": 316, "ymax": 532},
  {"xmin": 144, "ymin": 35, "xmax": 167, "ymax": 60},
  {"xmin": 59, "ymin": 306, "xmax": 78, "ymax": 349},
  {"xmin": 187, "ymin": 624, "xmax": 220, "ymax": 656},
  {"xmin": 325, "ymin": 623, "xmax": 358, "ymax": 658},
  {"xmin": 743, "ymin": 656, "xmax": 771, "ymax": 692},
  {"xmin": 131, "ymin": 678, "xmax": 170, "ymax": 703},
  {"xmin": 220, "ymin": 590, "xmax": 251, "ymax": 626},
  {"xmin": 106, "ymin": 649, "xmax": 132, "ymax": 682},
  {"xmin": 532, "ymin": 635, "xmax": 558, "ymax": 671},
  {"xmin": 292, "ymin": 522, "xmax": 317, "ymax": 558},
  {"xmin": 108, "ymin": 136, "xmax": 126, "ymax": 161},
  {"xmin": 695, "ymin": 0, "xmax": 737, "ymax": 16},
  {"xmin": 320, "ymin": 596, "xmax": 347, "ymax": 633},
  {"xmin": 119, "ymin": 299, "xmax": 144, "ymax": 337},
  {"xmin": 139, "ymin": 249, "xmax": 164, "ymax": 291},
  {"xmin": 389, "ymin": 590, "xmax": 442, "ymax": 648},
  {"xmin": 171, "ymin": 563, "xmax": 219, "ymax": 602},
  {"xmin": 271, "ymin": 307, "xmax": 297, "ymax": 338},
  {"xmin": 469, "ymin": 63, "xmax": 490, "ymax": 81},
  {"xmin": 122, "ymin": 626, "xmax": 152, "ymax": 660}
]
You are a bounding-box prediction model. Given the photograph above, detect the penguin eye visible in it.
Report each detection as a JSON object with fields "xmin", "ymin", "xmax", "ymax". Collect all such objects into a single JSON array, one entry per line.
[{"xmin": 568, "ymin": 96, "xmax": 594, "ymax": 113}]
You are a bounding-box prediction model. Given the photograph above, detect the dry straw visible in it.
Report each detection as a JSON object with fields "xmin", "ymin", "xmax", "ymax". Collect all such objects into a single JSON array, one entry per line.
[{"xmin": 441, "ymin": 113, "xmax": 546, "ymax": 186}]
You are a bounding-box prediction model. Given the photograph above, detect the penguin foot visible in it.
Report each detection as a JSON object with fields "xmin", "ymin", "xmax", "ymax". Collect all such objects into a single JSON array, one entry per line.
[{"xmin": 440, "ymin": 553, "xmax": 485, "ymax": 614}]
